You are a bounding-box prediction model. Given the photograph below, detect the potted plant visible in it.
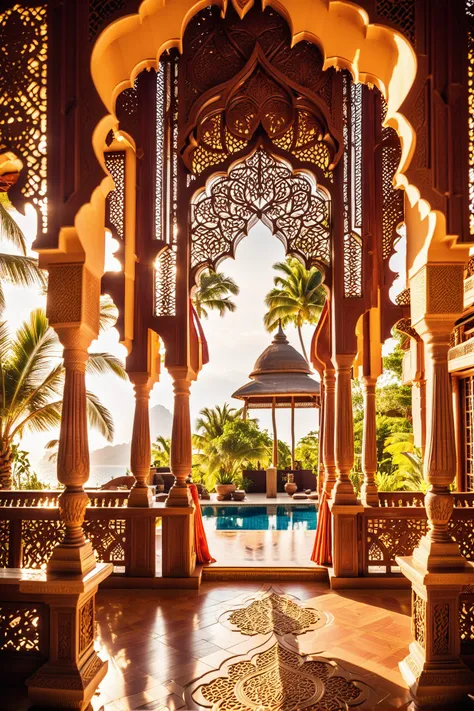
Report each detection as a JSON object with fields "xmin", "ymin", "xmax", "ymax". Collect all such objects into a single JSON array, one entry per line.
[
  {"xmin": 215, "ymin": 470, "xmax": 236, "ymax": 500},
  {"xmin": 284, "ymin": 472, "xmax": 297, "ymax": 496}
]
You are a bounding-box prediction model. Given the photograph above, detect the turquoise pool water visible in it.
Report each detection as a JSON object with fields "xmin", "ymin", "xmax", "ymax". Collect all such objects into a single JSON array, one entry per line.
[{"xmin": 201, "ymin": 504, "xmax": 317, "ymax": 531}]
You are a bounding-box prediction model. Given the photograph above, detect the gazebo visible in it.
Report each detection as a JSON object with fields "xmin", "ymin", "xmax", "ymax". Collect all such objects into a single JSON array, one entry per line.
[{"xmin": 232, "ymin": 325, "xmax": 320, "ymax": 492}]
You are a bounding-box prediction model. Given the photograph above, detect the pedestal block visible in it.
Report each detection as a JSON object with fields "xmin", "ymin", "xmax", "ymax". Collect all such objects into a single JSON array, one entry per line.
[
  {"xmin": 397, "ymin": 555, "xmax": 474, "ymax": 708},
  {"xmin": 127, "ymin": 515, "xmax": 156, "ymax": 577},
  {"xmin": 162, "ymin": 507, "xmax": 196, "ymax": 577},
  {"xmin": 266, "ymin": 467, "xmax": 277, "ymax": 498},
  {"xmin": 24, "ymin": 563, "xmax": 112, "ymax": 710},
  {"xmin": 329, "ymin": 503, "xmax": 363, "ymax": 578}
]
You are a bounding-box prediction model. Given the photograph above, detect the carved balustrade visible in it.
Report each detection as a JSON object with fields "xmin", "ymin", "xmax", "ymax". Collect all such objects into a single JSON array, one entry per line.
[{"xmin": 0, "ymin": 494, "xmax": 195, "ymax": 580}]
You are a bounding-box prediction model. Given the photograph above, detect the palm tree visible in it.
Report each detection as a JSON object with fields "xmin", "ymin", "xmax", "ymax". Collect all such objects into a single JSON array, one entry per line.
[
  {"xmin": 192, "ymin": 269, "xmax": 239, "ymax": 319},
  {"xmin": 0, "ymin": 191, "xmax": 47, "ymax": 313},
  {"xmin": 151, "ymin": 435, "xmax": 171, "ymax": 468},
  {"xmin": 263, "ymin": 258, "xmax": 326, "ymax": 362},
  {"xmin": 193, "ymin": 403, "xmax": 242, "ymax": 450},
  {"xmin": 0, "ymin": 308, "xmax": 127, "ymax": 489}
]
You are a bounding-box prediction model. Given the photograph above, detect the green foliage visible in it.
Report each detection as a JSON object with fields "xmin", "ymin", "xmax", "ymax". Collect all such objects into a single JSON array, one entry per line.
[
  {"xmin": 264, "ymin": 258, "xmax": 326, "ymax": 361},
  {"xmin": 11, "ymin": 445, "xmax": 48, "ymax": 490},
  {"xmin": 194, "ymin": 416, "xmax": 271, "ymax": 490},
  {"xmin": 384, "ymin": 433, "xmax": 427, "ymax": 492},
  {"xmin": 234, "ymin": 475, "xmax": 253, "ymax": 492},
  {"xmin": 0, "ymin": 195, "xmax": 47, "ymax": 313},
  {"xmin": 193, "ymin": 269, "xmax": 240, "ymax": 319},
  {"xmin": 295, "ymin": 431, "xmax": 319, "ymax": 472},
  {"xmin": 0, "ymin": 306, "xmax": 125, "ymax": 488},
  {"xmin": 151, "ymin": 436, "xmax": 171, "ymax": 468},
  {"xmin": 214, "ymin": 470, "xmax": 236, "ymax": 485}
]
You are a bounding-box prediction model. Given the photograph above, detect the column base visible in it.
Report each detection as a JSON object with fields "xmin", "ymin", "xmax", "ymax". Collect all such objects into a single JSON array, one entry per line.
[
  {"xmin": 47, "ymin": 540, "xmax": 96, "ymax": 575},
  {"xmin": 400, "ymin": 642, "xmax": 474, "ymax": 709},
  {"xmin": 22, "ymin": 563, "xmax": 113, "ymax": 711},
  {"xmin": 165, "ymin": 483, "xmax": 193, "ymax": 507},
  {"xmin": 397, "ymin": 555, "xmax": 474, "ymax": 709},
  {"xmin": 331, "ymin": 479, "xmax": 358, "ymax": 505},
  {"xmin": 360, "ymin": 482, "xmax": 379, "ymax": 506},
  {"xmin": 27, "ymin": 649, "xmax": 107, "ymax": 711},
  {"xmin": 413, "ymin": 534, "xmax": 466, "ymax": 571},
  {"xmin": 128, "ymin": 484, "xmax": 153, "ymax": 507},
  {"xmin": 266, "ymin": 467, "xmax": 277, "ymax": 498},
  {"xmin": 329, "ymin": 502, "xmax": 363, "ymax": 577}
]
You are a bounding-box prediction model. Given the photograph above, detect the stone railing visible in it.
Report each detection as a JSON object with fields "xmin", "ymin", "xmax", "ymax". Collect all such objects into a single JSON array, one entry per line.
[
  {"xmin": 0, "ymin": 491, "xmax": 194, "ymax": 579},
  {"xmin": 0, "ymin": 489, "xmax": 130, "ymax": 508}
]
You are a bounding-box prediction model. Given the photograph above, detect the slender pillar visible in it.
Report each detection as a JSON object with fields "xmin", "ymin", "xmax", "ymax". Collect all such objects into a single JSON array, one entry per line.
[
  {"xmin": 397, "ymin": 318, "xmax": 474, "ymax": 707},
  {"xmin": 166, "ymin": 368, "xmax": 193, "ymax": 507},
  {"xmin": 413, "ymin": 337, "xmax": 464, "ymax": 570},
  {"xmin": 290, "ymin": 398, "xmax": 295, "ymax": 470},
  {"xmin": 48, "ymin": 326, "xmax": 95, "ymax": 575},
  {"xmin": 322, "ymin": 367, "xmax": 337, "ymax": 496},
  {"xmin": 332, "ymin": 353, "xmax": 358, "ymax": 504},
  {"xmin": 452, "ymin": 375, "xmax": 463, "ymax": 491},
  {"xmin": 360, "ymin": 375, "xmax": 379, "ymax": 506},
  {"xmin": 128, "ymin": 373, "xmax": 153, "ymax": 507},
  {"xmin": 419, "ymin": 377, "xmax": 427, "ymax": 457},
  {"xmin": 272, "ymin": 398, "xmax": 279, "ymax": 468}
]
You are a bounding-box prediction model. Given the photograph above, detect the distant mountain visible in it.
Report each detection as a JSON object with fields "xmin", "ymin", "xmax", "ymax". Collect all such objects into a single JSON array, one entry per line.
[{"xmin": 90, "ymin": 404, "xmax": 172, "ymax": 467}]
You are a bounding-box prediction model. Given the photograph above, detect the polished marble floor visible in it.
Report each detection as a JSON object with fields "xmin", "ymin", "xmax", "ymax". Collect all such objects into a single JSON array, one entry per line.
[
  {"xmin": 90, "ymin": 582, "xmax": 416, "ymax": 710},
  {"xmin": 0, "ymin": 581, "xmax": 435, "ymax": 711}
]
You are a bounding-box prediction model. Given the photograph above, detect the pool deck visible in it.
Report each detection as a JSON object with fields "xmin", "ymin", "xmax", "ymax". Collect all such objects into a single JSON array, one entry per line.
[{"xmin": 199, "ymin": 492, "xmax": 318, "ymax": 506}]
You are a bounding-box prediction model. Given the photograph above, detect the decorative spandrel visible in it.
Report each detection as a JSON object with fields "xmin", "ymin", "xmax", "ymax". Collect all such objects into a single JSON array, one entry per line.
[
  {"xmin": 155, "ymin": 246, "xmax": 177, "ymax": 317},
  {"xmin": 181, "ymin": 5, "xmax": 339, "ymax": 177},
  {"xmin": 0, "ymin": 4, "xmax": 48, "ymax": 231},
  {"xmin": 376, "ymin": 0, "xmax": 415, "ymax": 45},
  {"xmin": 190, "ymin": 150, "xmax": 330, "ymax": 275},
  {"xmin": 380, "ymin": 98, "xmax": 404, "ymax": 260},
  {"xmin": 105, "ymin": 151, "xmax": 126, "ymax": 240}
]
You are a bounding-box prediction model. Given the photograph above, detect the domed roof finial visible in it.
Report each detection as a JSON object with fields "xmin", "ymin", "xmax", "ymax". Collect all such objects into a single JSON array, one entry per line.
[{"xmin": 273, "ymin": 320, "xmax": 288, "ymax": 344}]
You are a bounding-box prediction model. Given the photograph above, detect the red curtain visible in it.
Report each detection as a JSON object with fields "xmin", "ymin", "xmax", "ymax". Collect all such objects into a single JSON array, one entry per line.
[
  {"xmin": 311, "ymin": 489, "xmax": 332, "ymax": 565},
  {"xmin": 189, "ymin": 483, "xmax": 215, "ymax": 564}
]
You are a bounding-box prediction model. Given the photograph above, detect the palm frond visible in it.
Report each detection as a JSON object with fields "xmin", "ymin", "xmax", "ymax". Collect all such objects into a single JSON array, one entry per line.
[
  {"xmin": 86, "ymin": 352, "xmax": 127, "ymax": 379},
  {"xmin": 0, "ymin": 200, "xmax": 27, "ymax": 253},
  {"xmin": 86, "ymin": 391, "xmax": 115, "ymax": 442},
  {"xmin": 99, "ymin": 295, "xmax": 119, "ymax": 333},
  {"xmin": 0, "ymin": 253, "xmax": 47, "ymax": 295}
]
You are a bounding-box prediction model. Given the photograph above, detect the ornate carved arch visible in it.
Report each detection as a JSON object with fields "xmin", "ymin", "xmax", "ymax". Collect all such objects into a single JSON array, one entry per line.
[
  {"xmin": 189, "ymin": 147, "xmax": 331, "ymax": 280},
  {"xmin": 180, "ymin": 5, "xmax": 341, "ymax": 180}
]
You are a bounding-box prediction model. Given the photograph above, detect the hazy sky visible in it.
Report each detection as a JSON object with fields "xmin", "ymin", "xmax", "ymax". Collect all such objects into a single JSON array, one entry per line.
[{"xmin": 4, "ymin": 206, "xmax": 405, "ymax": 471}]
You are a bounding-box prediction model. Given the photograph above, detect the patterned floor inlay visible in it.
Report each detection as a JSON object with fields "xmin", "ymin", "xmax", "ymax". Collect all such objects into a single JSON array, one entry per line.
[
  {"xmin": 185, "ymin": 635, "xmax": 375, "ymax": 711},
  {"xmin": 219, "ymin": 586, "xmax": 330, "ymax": 637}
]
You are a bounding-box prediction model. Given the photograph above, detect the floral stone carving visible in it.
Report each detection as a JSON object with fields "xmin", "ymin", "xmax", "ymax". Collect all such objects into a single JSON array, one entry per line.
[
  {"xmin": 220, "ymin": 588, "xmax": 329, "ymax": 637},
  {"xmin": 186, "ymin": 636, "xmax": 373, "ymax": 711}
]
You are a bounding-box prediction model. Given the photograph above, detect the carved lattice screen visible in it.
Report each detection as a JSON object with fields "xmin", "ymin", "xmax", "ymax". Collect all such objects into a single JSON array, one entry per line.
[
  {"xmin": 0, "ymin": 4, "xmax": 48, "ymax": 231},
  {"xmin": 190, "ymin": 150, "xmax": 331, "ymax": 276}
]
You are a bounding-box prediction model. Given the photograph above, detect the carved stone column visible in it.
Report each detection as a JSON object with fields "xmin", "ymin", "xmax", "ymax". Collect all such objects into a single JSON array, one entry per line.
[
  {"xmin": 397, "ymin": 264, "xmax": 474, "ymax": 708},
  {"xmin": 322, "ymin": 367, "xmax": 337, "ymax": 497},
  {"xmin": 47, "ymin": 326, "xmax": 95, "ymax": 575},
  {"xmin": 361, "ymin": 376, "xmax": 379, "ymax": 506},
  {"xmin": 329, "ymin": 353, "xmax": 362, "ymax": 578},
  {"xmin": 332, "ymin": 353, "xmax": 357, "ymax": 505},
  {"xmin": 128, "ymin": 373, "xmax": 153, "ymax": 507},
  {"xmin": 166, "ymin": 367, "xmax": 193, "ymax": 507}
]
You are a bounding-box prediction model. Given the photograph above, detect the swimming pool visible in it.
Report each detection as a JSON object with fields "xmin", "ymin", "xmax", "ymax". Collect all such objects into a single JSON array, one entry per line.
[{"xmin": 201, "ymin": 504, "xmax": 317, "ymax": 531}]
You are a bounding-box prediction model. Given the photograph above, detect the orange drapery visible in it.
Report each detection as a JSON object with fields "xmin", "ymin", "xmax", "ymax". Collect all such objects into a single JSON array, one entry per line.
[
  {"xmin": 311, "ymin": 489, "xmax": 332, "ymax": 565},
  {"xmin": 189, "ymin": 483, "xmax": 215, "ymax": 564}
]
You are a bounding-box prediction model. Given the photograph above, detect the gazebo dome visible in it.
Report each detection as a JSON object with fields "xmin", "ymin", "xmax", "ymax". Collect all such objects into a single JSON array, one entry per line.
[
  {"xmin": 251, "ymin": 324, "xmax": 312, "ymax": 377},
  {"xmin": 232, "ymin": 324, "xmax": 320, "ymax": 409}
]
